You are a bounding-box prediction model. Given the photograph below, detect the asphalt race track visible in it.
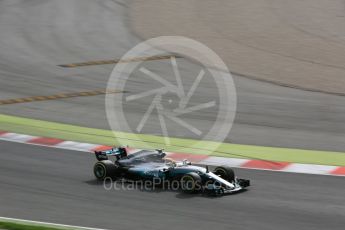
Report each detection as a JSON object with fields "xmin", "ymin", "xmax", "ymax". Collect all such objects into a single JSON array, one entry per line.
[
  {"xmin": 0, "ymin": 1, "xmax": 345, "ymax": 229},
  {"xmin": 1, "ymin": 141, "xmax": 345, "ymax": 230},
  {"xmin": 0, "ymin": 0, "xmax": 345, "ymax": 151}
]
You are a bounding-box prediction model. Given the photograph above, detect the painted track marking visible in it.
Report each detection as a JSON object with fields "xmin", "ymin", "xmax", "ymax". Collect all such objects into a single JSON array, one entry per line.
[{"xmin": 0, "ymin": 131, "xmax": 344, "ymax": 177}]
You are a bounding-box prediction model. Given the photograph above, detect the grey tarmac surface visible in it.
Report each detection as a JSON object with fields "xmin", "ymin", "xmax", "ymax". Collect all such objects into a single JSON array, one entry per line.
[
  {"xmin": 1, "ymin": 141, "xmax": 345, "ymax": 230},
  {"xmin": 0, "ymin": 0, "xmax": 345, "ymax": 152},
  {"xmin": 1, "ymin": 1, "xmax": 345, "ymax": 230}
]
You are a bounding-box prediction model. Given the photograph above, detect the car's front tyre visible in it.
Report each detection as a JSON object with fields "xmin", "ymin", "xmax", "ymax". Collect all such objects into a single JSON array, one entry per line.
[{"xmin": 213, "ymin": 166, "xmax": 235, "ymax": 182}]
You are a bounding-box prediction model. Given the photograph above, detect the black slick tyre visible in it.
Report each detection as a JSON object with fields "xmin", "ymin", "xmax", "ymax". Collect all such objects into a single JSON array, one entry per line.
[
  {"xmin": 213, "ymin": 166, "xmax": 235, "ymax": 182},
  {"xmin": 180, "ymin": 172, "xmax": 202, "ymax": 193},
  {"xmin": 93, "ymin": 160, "xmax": 118, "ymax": 180}
]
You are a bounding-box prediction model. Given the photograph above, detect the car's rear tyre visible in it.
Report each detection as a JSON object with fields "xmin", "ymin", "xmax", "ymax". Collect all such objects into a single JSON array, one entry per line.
[
  {"xmin": 93, "ymin": 160, "xmax": 119, "ymax": 180},
  {"xmin": 180, "ymin": 172, "xmax": 202, "ymax": 193},
  {"xmin": 213, "ymin": 166, "xmax": 235, "ymax": 182}
]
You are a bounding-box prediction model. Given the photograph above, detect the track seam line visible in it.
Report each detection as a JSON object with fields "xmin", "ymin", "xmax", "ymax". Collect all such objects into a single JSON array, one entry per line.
[
  {"xmin": 58, "ymin": 55, "xmax": 182, "ymax": 68},
  {"xmin": 0, "ymin": 89, "xmax": 123, "ymax": 105}
]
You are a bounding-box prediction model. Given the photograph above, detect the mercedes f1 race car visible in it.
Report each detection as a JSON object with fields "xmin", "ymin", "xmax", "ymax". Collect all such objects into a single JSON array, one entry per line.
[{"xmin": 93, "ymin": 147, "xmax": 250, "ymax": 195}]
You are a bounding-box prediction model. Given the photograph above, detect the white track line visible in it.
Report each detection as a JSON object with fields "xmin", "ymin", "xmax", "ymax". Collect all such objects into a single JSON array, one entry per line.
[{"xmin": 0, "ymin": 216, "xmax": 108, "ymax": 230}]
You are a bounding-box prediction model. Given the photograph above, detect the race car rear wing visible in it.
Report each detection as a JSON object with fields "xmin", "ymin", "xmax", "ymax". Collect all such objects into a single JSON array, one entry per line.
[{"xmin": 94, "ymin": 147, "xmax": 127, "ymax": 161}]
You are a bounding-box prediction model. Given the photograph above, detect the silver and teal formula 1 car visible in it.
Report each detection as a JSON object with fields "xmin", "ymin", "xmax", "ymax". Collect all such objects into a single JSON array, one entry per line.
[{"xmin": 93, "ymin": 147, "xmax": 250, "ymax": 195}]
